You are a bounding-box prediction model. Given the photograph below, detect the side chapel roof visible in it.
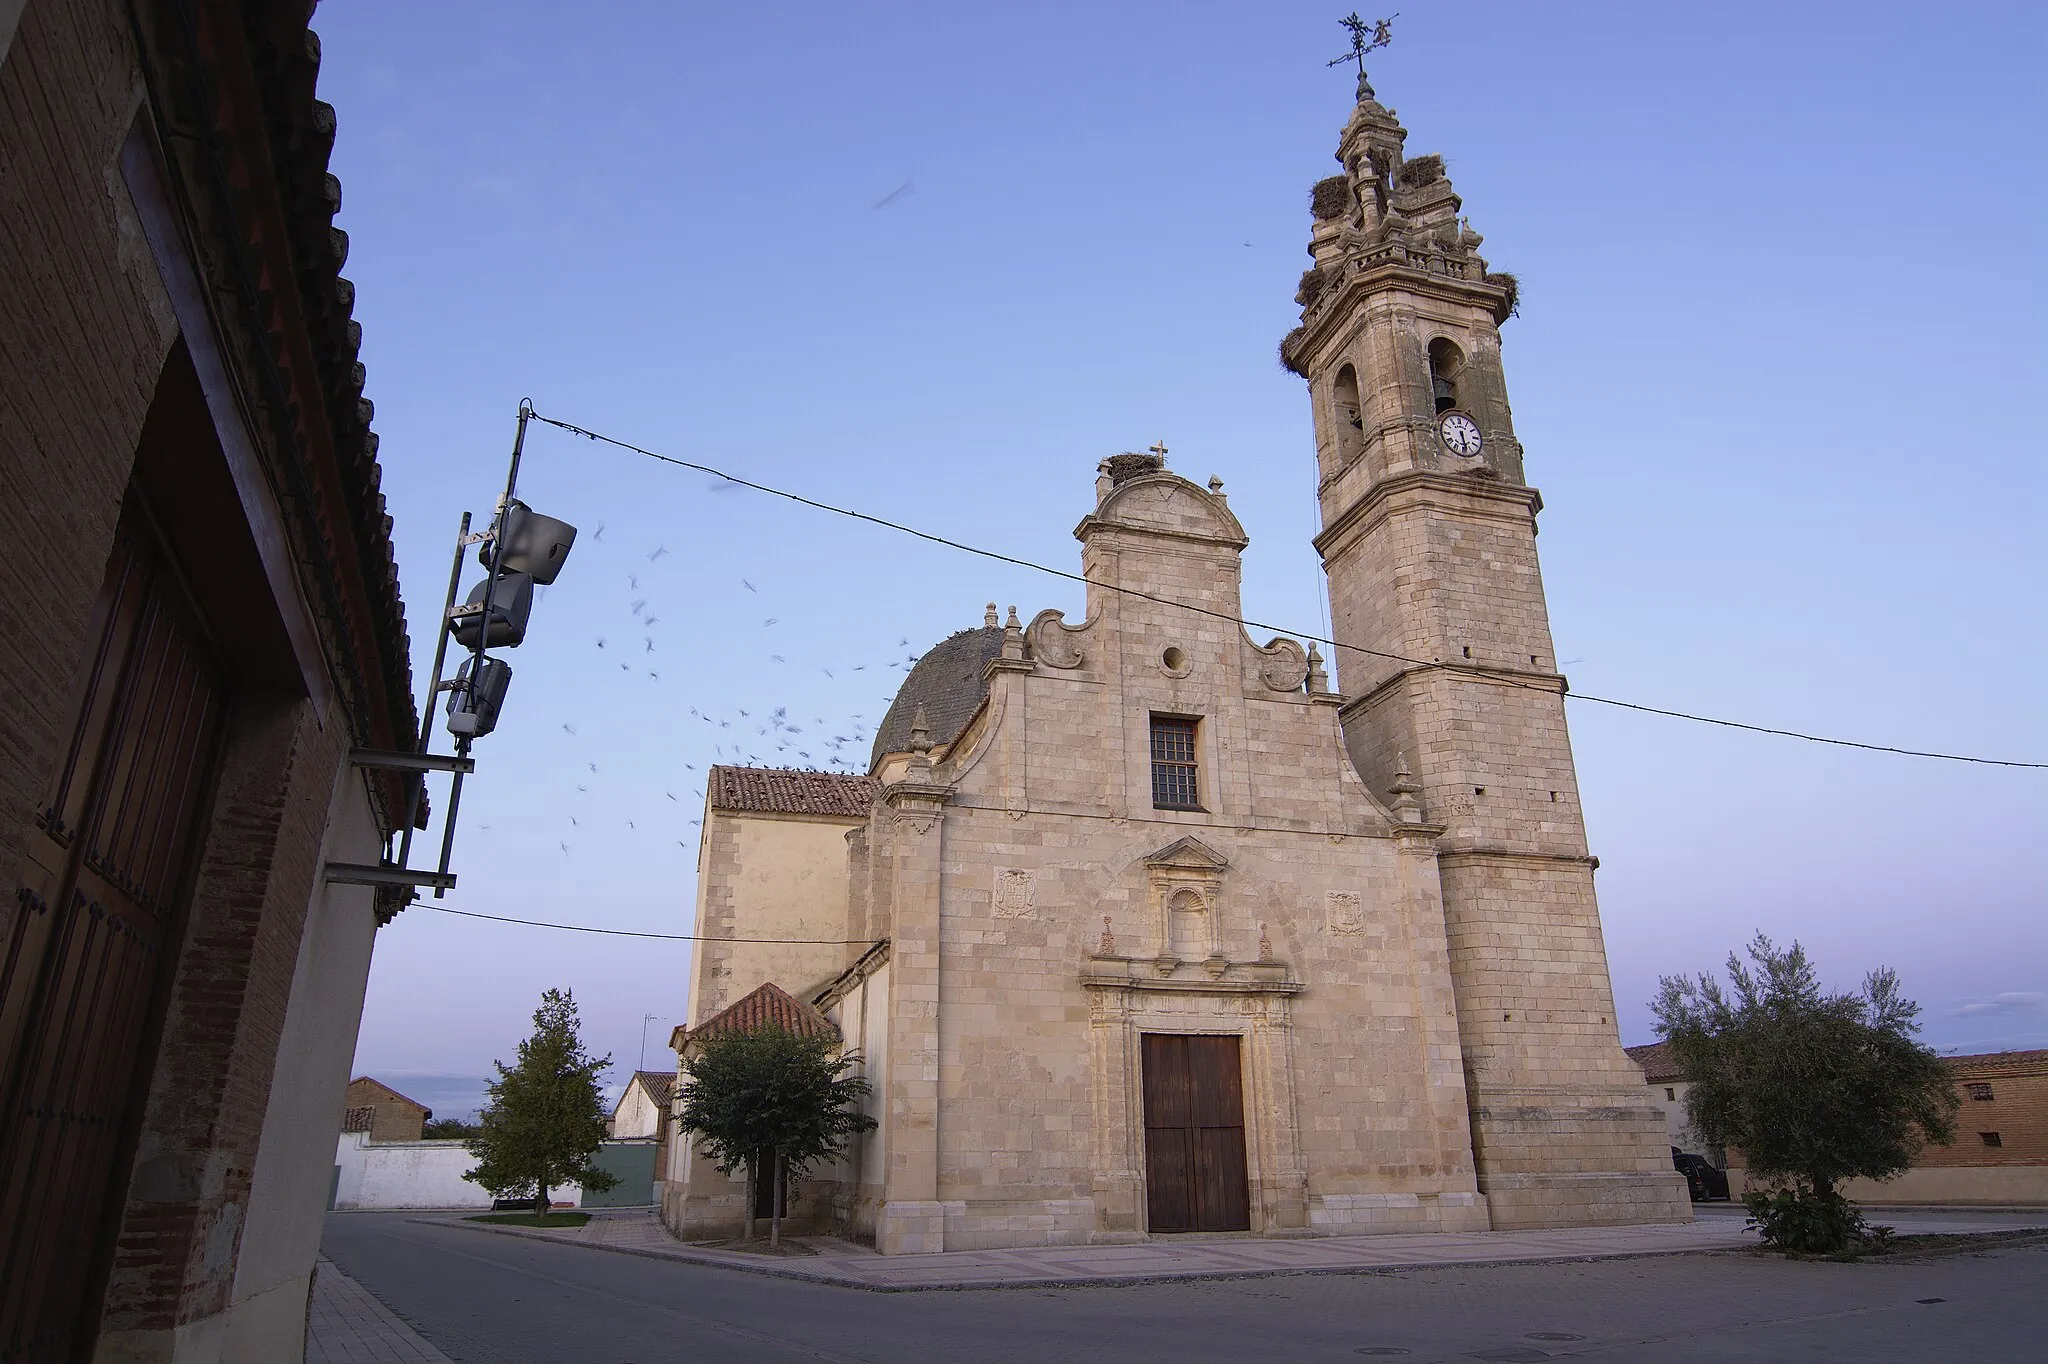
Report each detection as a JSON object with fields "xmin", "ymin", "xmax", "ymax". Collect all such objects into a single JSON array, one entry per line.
[
  {"xmin": 707, "ymin": 766, "xmax": 876, "ymax": 818},
  {"xmin": 684, "ymin": 982, "xmax": 840, "ymax": 1049}
]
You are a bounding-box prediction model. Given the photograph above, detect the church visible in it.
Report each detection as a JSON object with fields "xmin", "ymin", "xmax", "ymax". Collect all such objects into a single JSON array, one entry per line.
[{"xmin": 662, "ymin": 67, "xmax": 1690, "ymax": 1254}]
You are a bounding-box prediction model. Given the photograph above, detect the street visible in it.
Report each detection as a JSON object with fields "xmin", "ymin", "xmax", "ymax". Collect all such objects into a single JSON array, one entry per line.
[{"xmin": 320, "ymin": 1213, "xmax": 2047, "ymax": 1363}]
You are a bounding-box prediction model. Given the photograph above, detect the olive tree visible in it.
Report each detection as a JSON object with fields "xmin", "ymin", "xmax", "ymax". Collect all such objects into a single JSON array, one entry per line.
[{"xmin": 1653, "ymin": 935, "xmax": 1958, "ymax": 1252}]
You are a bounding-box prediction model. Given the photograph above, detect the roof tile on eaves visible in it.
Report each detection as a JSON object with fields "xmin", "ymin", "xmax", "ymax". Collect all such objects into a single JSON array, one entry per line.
[
  {"xmin": 708, "ymin": 766, "xmax": 876, "ymax": 818},
  {"xmin": 1624, "ymin": 1042, "xmax": 1684, "ymax": 1083},
  {"xmin": 686, "ymin": 983, "xmax": 839, "ymax": 1046}
]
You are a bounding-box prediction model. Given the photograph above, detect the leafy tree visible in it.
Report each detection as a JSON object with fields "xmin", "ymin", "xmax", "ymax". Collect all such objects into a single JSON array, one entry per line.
[
  {"xmin": 464, "ymin": 988, "xmax": 620, "ymax": 1213},
  {"xmin": 1653, "ymin": 934, "xmax": 1959, "ymax": 1253},
  {"xmin": 675, "ymin": 1026, "xmax": 876, "ymax": 1245},
  {"xmin": 422, "ymin": 1116, "xmax": 481, "ymax": 1140}
]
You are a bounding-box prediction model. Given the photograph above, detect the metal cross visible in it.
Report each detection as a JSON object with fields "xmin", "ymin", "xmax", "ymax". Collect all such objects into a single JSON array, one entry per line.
[{"xmin": 1327, "ymin": 12, "xmax": 1397, "ymax": 75}]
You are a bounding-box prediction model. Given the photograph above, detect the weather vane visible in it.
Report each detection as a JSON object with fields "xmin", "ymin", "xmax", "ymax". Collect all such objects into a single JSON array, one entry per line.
[{"xmin": 1327, "ymin": 12, "xmax": 1396, "ymax": 99}]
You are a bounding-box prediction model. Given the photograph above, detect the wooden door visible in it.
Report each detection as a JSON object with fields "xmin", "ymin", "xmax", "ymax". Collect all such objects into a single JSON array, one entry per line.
[
  {"xmin": 1142, "ymin": 1033, "xmax": 1251, "ymax": 1233},
  {"xmin": 0, "ymin": 505, "xmax": 230, "ymax": 1364}
]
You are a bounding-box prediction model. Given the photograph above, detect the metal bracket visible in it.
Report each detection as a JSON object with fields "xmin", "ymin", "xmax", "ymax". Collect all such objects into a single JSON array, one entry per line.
[
  {"xmin": 350, "ymin": 748, "xmax": 474, "ymax": 774},
  {"xmin": 325, "ymin": 861, "xmax": 458, "ymax": 891}
]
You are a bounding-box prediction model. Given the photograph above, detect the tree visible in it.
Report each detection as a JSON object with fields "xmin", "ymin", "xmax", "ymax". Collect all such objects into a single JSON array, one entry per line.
[
  {"xmin": 1652, "ymin": 934, "xmax": 1959, "ymax": 1253},
  {"xmin": 675, "ymin": 1026, "xmax": 877, "ymax": 1245},
  {"xmin": 422, "ymin": 1116, "xmax": 481, "ymax": 1140},
  {"xmin": 464, "ymin": 988, "xmax": 620, "ymax": 1214}
]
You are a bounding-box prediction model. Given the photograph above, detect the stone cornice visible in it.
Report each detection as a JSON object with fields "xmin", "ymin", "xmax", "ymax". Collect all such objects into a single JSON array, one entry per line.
[
  {"xmin": 1434, "ymin": 847, "xmax": 1598, "ymax": 870},
  {"xmin": 1081, "ymin": 957, "xmax": 1301, "ymax": 995},
  {"xmin": 1314, "ymin": 470, "xmax": 1543, "ymax": 561},
  {"xmin": 1298, "ymin": 258, "xmax": 1509, "ymax": 362},
  {"xmin": 1341, "ymin": 662, "xmax": 1566, "ymax": 718}
]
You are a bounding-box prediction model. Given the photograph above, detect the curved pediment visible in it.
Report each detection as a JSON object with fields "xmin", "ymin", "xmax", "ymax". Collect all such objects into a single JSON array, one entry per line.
[{"xmin": 1077, "ymin": 472, "xmax": 1248, "ymax": 549}]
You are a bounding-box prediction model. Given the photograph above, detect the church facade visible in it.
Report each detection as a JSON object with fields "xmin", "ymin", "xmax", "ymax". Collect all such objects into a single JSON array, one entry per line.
[{"xmin": 664, "ymin": 74, "xmax": 1688, "ymax": 1254}]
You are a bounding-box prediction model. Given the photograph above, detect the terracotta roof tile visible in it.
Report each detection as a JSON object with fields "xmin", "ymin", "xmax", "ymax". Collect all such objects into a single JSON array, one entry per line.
[
  {"xmin": 1624, "ymin": 1042, "xmax": 1684, "ymax": 1083},
  {"xmin": 708, "ymin": 766, "xmax": 876, "ymax": 818},
  {"xmin": 686, "ymin": 983, "xmax": 839, "ymax": 1048}
]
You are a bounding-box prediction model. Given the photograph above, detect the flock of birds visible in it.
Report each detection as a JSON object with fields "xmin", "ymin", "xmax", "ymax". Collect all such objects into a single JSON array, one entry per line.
[{"xmin": 495, "ymin": 522, "xmax": 938, "ymax": 858}]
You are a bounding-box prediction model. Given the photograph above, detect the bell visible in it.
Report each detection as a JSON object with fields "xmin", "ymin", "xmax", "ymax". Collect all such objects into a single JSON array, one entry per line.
[
  {"xmin": 480, "ymin": 500, "xmax": 577, "ymax": 584},
  {"xmin": 447, "ymin": 572, "xmax": 533, "ymax": 649}
]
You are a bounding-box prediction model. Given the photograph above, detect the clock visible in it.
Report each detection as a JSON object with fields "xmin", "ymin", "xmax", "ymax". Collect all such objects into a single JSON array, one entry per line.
[{"xmin": 1438, "ymin": 411, "xmax": 1483, "ymax": 457}]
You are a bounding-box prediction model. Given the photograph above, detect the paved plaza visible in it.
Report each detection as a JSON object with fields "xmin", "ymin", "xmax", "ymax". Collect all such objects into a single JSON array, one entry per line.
[{"xmin": 317, "ymin": 1208, "xmax": 2048, "ymax": 1362}]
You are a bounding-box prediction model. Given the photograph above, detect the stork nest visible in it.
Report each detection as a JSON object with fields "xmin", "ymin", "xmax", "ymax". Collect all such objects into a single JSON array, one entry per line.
[
  {"xmin": 1397, "ymin": 154, "xmax": 1445, "ymax": 188},
  {"xmin": 1278, "ymin": 326, "xmax": 1310, "ymax": 378},
  {"xmin": 1106, "ymin": 452, "xmax": 1165, "ymax": 485},
  {"xmin": 1484, "ymin": 270, "xmax": 1521, "ymax": 320},
  {"xmin": 1310, "ymin": 176, "xmax": 1352, "ymax": 220}
]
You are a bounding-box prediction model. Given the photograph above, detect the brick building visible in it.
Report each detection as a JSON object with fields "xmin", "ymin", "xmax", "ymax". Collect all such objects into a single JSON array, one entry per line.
[
  {"xmin": 0, "ymin": 3, "xmax": 419, "ymax": 1359},
  {"xmin": 342, "ymin": 1077, "xmax": 433, "ymax": 1145},
  {"xmin": 663, "ymin": 60, "xmax": 1689, "ymax": 1253},
  {"xmin": 1625, "ymin": 1046, "xmax": 2047, "ymax": 1205}
]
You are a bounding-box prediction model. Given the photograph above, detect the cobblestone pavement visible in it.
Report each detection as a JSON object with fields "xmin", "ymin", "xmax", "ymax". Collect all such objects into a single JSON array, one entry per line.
[
  {"xmin": 322, "ymin": 1209, "xmax": 2048, "ymax": 1363},
  {"xmin": 423, "ymin": 1204, "xmax": 2048, "ymax": 1290},
  {"xmin": 307, "ymin": 1256, "xmax": 454, "ymax": 1364}
]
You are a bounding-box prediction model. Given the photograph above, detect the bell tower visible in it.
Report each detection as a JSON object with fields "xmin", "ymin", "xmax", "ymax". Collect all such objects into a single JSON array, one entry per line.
[{"xmin": 1288, "ymin": 68, "xmax": 1689, "ymax": 1228}]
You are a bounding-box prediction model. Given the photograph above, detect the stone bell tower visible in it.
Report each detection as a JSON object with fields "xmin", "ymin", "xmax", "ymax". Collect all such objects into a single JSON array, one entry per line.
[{"xmin": 1286, "ymin": 70, "xmax": 1689, "ymax": 1228}]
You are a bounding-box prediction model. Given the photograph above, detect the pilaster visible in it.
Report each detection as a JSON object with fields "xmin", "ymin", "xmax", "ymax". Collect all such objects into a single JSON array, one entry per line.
[{"xmin": 877, "ymin": 776, "xmax": 949, "ymax": 1254}]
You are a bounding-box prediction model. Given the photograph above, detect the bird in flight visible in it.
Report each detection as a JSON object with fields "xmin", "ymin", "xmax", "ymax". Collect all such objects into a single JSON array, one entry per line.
[
  {"xmin": 743, "ymin": 579, "xmax": 757, "ymax": 592},
  {"xmin": 649, "ymin": 546, "xmax": 668, "ymax": 561}
]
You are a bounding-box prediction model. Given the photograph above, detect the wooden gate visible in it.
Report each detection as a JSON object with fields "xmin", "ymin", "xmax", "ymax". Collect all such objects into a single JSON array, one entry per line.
[
  {"xmin": 1142, "ymin": 1033, "xmax": 1251, "ymax": 1233},
  {"xmin": 0, "ymin": 505, "xmax": 231, "ymax": 1364}
]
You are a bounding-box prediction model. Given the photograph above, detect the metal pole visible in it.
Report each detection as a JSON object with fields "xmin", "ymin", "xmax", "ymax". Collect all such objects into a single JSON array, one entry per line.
[
  {"xmin": 639, "ymin": 1014, "xmax": 660, "ymax": 1072},
  {"xmin": 397, "ymin": 511, "xmax": 472, "ymax": 871},
  {"xmin": 434, "ymin": 403, "xmax": 532, "ymax": 897}
]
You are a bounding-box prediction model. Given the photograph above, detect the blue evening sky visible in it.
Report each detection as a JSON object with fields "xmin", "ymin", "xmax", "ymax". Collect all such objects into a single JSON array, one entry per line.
[{"xmin": 315, "ymin": 2, "xmax": 2045, "ymax": 1119}]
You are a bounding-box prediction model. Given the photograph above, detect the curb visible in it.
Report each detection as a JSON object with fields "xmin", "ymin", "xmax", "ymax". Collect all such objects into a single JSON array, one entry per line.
[{"xmin": 410, "ymin": 1216, "xmax": 1757, "ymax": 1294}]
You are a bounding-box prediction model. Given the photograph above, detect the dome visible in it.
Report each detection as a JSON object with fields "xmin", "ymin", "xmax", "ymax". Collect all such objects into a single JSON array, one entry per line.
[{"xmin": 870, "ymin": 625, "xmax": 1005, "ymax": 772}]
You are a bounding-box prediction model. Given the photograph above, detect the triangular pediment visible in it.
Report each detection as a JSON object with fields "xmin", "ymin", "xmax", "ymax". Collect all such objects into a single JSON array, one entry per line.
[{"xmin": 1143, "ymin": 835, "xmax": 1229, "ymax": 871}]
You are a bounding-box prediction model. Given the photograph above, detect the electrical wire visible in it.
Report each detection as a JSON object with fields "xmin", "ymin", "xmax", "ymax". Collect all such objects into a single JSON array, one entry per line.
[
  {"xmin": 530, "ymin": 411, "xmax": 2047, "ymax": 771},
  {"xmin": 425, "ymin": 904, "xmax": 877, "ymax": 945}
]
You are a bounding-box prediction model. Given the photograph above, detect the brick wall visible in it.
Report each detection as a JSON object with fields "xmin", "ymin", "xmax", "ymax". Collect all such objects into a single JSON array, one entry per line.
[{"xmin": 1923, "ymin": 1053, "xmax": 2046, "ymax": 1170}]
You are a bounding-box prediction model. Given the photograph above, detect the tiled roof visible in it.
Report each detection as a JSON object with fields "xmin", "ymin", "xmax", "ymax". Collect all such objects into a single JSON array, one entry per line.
[
  {"xmin": 631, "ymin": 1070, "xmax": 675, "ymax": 1107},
  {"xmin": 708, "ymin": 766, "xmax": 876, "ymax": 818},
  {"xmin": 1622, "ymin": 1042, "xmax": 2048, "ymax": 1084},
  {"xmin": 1945, "ymin": 1049, "xmax": 2048, "ymax": 1074},
  {"xmin": 1624, "ymin": 1043, "xmax": 1684, "ymax": 1083},
  {"xmin": 348, "ymin": 1075, "xmax": 429, "ymax": 1111},
  {"xmin": 685, "ymin": 983, "xmax": 839, "ymax": 1048},
  {"xmin": 871, "ymin": 625, "xmax": 1005, "ymax": 769}
]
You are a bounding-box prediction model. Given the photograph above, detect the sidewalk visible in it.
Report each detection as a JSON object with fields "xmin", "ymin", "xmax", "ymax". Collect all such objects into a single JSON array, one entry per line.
[
  {"xmin": 307, "ymin": 1256, "xmax": 453, "ymax": 1364},
  {"xmin": 435, "ymin": 1204, "xmax": 2048, "ymax": 1292}
]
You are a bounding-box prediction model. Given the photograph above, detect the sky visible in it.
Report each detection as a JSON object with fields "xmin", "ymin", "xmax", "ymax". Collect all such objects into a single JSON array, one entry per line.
[{"xmin": 315, "ymin": 1, "xmax": 2047, "ymax": 1120}]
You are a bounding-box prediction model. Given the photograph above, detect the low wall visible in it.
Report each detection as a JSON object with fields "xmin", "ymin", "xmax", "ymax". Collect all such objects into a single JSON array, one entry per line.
[
  {"xmin": 1732, "ymin": 1165, "xmax": 2048, "ymax": 1207},
  {"xmin": 333, "ymin": 1132, "xmax": 495, "ymax": 1210}
]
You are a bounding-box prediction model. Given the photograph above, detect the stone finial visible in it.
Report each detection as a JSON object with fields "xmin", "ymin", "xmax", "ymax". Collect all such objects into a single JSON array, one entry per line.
[
  {"xmin": 1258, "ymin": 922, "xmax": 1273, "ymax": 961},
  {"xmin": 1001, "ymin": 606, "xmax": 1025, "ymax": 661},
  {"xmin": 984, "ymin": 602, "xmax": 999, "ymax": 628},
  {"xmin": 1306, "ymin": 642, "xmax": 1330, "ymax": 694},
  {"xmin": 1096, "ymin": 459, "xmax": 1114, "ymax": 504},
  {"xmin": 1389, "ymin": 751, "xmax": 1423, "ymax": 822},
  {"xmin": 1207, "ymin": 475, "xmax": 1224, "ymax": 494},
  {"xmin": 1099, "ymin": 915, "xmax": 1116, "ymax": 956},
  {"xmin": 909, "ymin": 703, "xmax": 932, "ymax": 754}
]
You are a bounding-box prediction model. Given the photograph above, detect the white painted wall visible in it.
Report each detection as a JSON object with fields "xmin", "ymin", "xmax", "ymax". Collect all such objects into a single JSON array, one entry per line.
[
  {"xmin": 223, "ymin": 767, "xmax": 383, "ymax": 1363},
  {"xmin": 614, "ymin": 1077, "xmax": 663, "ymax": 1139},
  {"xmin": 332, "ymin": 1131, "xmax": 598, "ymax": 1210}
]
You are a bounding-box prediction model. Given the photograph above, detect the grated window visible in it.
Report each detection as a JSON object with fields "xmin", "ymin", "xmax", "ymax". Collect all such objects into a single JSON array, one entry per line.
[{"xmin": 1150, "ymin": 716, "xmax": 1201, "ymax": 810}]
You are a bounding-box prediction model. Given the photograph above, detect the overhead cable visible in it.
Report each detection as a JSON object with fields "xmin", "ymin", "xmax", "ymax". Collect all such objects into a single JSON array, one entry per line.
[{"xmin": 528, "ymin": 412, "xmax": 2046, "ymax": 771}]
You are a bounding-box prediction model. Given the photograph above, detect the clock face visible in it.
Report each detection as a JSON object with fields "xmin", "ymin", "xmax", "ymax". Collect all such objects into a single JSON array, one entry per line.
[{"xmin": 1439, "ymin": 411, "xmax": 1483, "ymax": 457}]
